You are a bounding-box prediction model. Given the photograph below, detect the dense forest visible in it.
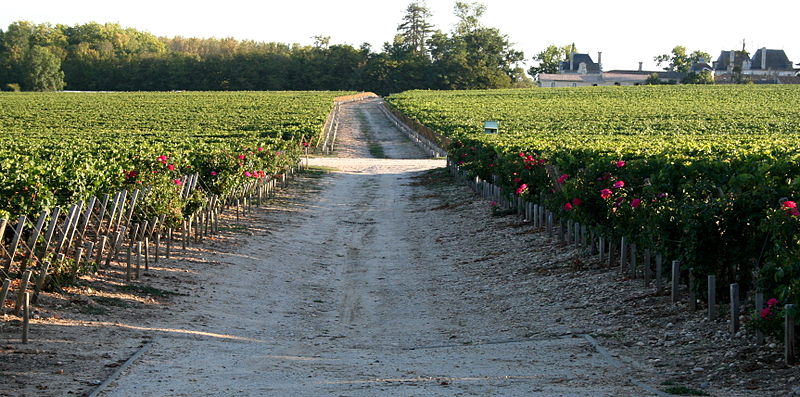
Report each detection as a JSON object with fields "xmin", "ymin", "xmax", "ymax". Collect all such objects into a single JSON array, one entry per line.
[{"xmin": 0, "ymin": 2, "xmax": 532, "ymax": 94}]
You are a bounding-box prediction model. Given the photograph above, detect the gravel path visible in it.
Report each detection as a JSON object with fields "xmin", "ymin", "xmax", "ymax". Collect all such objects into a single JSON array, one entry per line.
[{"xmin": 98, "ymin": 98, "xmax": 656, "ymax": 396}]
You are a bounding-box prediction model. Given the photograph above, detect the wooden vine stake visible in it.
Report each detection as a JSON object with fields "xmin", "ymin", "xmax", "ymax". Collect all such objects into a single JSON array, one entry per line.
[
  {"xmin": 0, "ymin": 278, "xmax": 11, "ymax": 314},
  {"xmin": 671, "ymin": 260, "xmax": 680, "ymax": 304},
  {"xmin": 730, "ymin": 283, "xmax": 740, "ymax": 336},
  {"xmin": 125, "ymin": 244, "xmax": 133, "ymax": 282},
  {"xmin": 143, "ymin": 237, "xmax": 150, "ymax": 271},
  {"xmin": 135, "ymin": 241, "xmax": 142, "ymax": 279},
  {"xmin": 655, "ymin": 254, "xmax": 663, "ymax": 294},
  {"xmin": 22, "ymin": 292, "xmax": 30, "ymax": 344},
  {"xmin": 32, "ymin": 261, "xmax": 51, "ymax": 305},
  {"xmin": 166, "ymin": 229, "xmax": 172, "ymax": 259},
  {"xmin": 13, "ymin": 270, "xmax": 33, "ymax": 315},
  {"xmin": 786, "ymin": 304, "xmax": 796, "ymax": 365}
]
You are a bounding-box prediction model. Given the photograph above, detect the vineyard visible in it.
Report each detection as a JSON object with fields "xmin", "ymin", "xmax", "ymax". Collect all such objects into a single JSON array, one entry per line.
[
  {"xmin": 0, "ymin": 90, "xmax": 350, "ymax": 339},
  {"xmin": 0, "ymin": 91, "xmax": 350, "ymax": 220},
  {"xmin": 387, "ymin": 86, "xmax": 800, "ymax": 333}
]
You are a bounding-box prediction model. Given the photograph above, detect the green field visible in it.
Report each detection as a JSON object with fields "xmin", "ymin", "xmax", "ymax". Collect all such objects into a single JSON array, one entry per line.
[
  {"xmin": 0, "ymin": 91, "xmax": 349, "ymax": 218},
  {"xmin": 387, "ymin": 86, "xmax": 800, "ymax": 314}
]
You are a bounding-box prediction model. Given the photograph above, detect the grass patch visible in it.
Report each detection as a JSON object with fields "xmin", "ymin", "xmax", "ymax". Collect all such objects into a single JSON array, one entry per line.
[
  {"xmin": 118, "ymin": 284, "xmax": 182, "ymax": 297},
  {"xmin": 303, "ymin": 165, "xmax": 337, "ymax": 174},
  {"xmin": 356, "ymin": 108, "xmax": 388, "ymax": 159},
  {"xmin": 368, "ymin": 142, "xmax": 386, "ymax": 158}
]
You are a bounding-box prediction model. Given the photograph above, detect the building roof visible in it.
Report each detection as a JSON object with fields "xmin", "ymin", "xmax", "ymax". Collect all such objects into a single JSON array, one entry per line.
[
  {"xmin": 538, "ymin": 73, "xmax": 603, "ymax": 83},
  {"xmin": 539, "ymin": 70, "xmax": 683, "ymax": 84},
  {"xmin": 714, "ymin": 50, "xmax": 749, "ymax": 71},
  {"xmin": 559, "ymin": 53, "xmax": 601, "ymax": 73},
  {"xmin": 692, "ymin": 62, "xmax": 713, "ymax": 72},
  {"xmin": 750, "ymin": 48, "xmax": 793, "ymax": 70},
  {"xmin": 601, "ymin": 73, "xmax": 649, "ymax": 82}
]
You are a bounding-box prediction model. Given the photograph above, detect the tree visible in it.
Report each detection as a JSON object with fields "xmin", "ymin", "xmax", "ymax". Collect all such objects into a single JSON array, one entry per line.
[
  {"xmin": 453, "ymin": 2, "xmax": 486, "ymax": 35},
  {"xmin": 654, "ymin": 46, "xmax": 710, "ymax": 74},
  {"xmin": 528, "ymin": 43, "xmax": 577, "ymax": 76},
  {"xmin": 397, "ymin": 1, "xmax": 434, "ymax": 55},
  {"xmin": 430, "ymin": 3, "xmax": 524, "ymax": 89},
  {"xmin": 682, "ymin": 70, "xmax": 714, "ymax": 84},
  {"xmin": 23, "ymin": 45, "xmax": 65, "ymax": 91}
]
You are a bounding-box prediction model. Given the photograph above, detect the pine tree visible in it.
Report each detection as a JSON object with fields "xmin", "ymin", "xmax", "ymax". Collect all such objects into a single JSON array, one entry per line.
[{"xmin": 397, "ymin": 2, "xmax": 434, "ymax": 55}]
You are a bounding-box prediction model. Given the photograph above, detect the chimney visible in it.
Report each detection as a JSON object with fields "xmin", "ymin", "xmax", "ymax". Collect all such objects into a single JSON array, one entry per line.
[
  {"xmin": 569, "ymin": 53, "xmax": 574, "ymax": 71},
  {"xmin": 597, "ymin": 51, "xmax": 603, "ymax": 70},
  {"xmin": 638, "ymin": 62, "xmax": 643, "ymax": 72},
  {"xmin": 729, "ymin": 50, "xmax": 735, "ymax": 64},
  {"xmin": 761, "ymin": 47, "xmax": 767, "ymax": 69}
]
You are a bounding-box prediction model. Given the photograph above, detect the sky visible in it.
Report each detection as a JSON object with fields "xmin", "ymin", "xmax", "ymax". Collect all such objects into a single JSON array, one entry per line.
[{"xmin": 3, "ymin": 0, "xmax": 800, "ymax": 72}]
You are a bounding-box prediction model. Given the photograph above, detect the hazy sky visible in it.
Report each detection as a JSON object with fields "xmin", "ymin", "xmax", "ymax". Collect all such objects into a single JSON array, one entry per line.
[{"xmin": 3, "ymin": 0, "xmax": 800, "ymax": 72}]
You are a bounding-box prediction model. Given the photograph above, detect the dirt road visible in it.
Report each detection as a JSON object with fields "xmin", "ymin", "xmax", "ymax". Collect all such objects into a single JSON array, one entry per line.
[{"xmin": 98, "ymin": 98, "xmax": 656, "ymax": 396}]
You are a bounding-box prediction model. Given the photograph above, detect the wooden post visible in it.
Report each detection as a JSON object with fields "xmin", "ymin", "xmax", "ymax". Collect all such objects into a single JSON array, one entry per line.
[
  {"xmin": 688, "ymin": 272, "xmax": 697, "ymax": 310},
  {"xmin": 83, "ymin": 242, "xmax": 94, "ymax": 271},
  {"xmin": 630, "ymin": 243, "xmax": 637, "ymax": 276},
  {"xmin": 0, "ymin": 278, "xmax": 11, "ymax": 313},
  {"xmin": 755, "ymin": 292, "xmax": 764, "ymax": 345},
  {"xmin": 214, "ymin": 210, "xmax": 219, "ymax": 234},
  {"xmin": 21, "ymin": 292, "xmax": 30, "ymax": 344},
  {"xmin": 123, "ymin": 189, "xmax": 140, "ymax": 231},
  {"xmin": 138, "ymin": 221, "xmax": 149, "ymax": 242},
  {"xmin": 619, "ymin": 237, "xmax": 628, "ymax": 275},
  {"xmin": 77, "ymin": 196, "xmax": 96, "ymax": 241},
  {"xmin": 707, "ymin": 275, "xmax": 717, "ymax": 320},
  {"xmin": 166, "ymin": 229, "xmax": 173, "ymax": 259},
  {"xmin": 54, "ymin": 205, "xmax": 78, "ymax": 255},
  {"xmin": 32, "ymin": 261, "xmax": 51, "ymax": 304},
  {"xmin": 599, "ymin": 236, "xmax": 605, "ymax": 260},
  {"xmin": 39, "ymin": 207, "xmax": 62, "ymax": 258},
  {"xmin": 0, "ymin": 218, "xmax": 7, "ymax": 263},
  {"xmin": 13, "ymin": 270, "xmax": 33, "ymax": 315},
  {"xmin": 566, "ymin": 221, "xmax": 572, "ymax": 243},
  {"xmin": 655, "ymin": 254, "xmax": 663, "ymax": 294},
  {"xmin": 786, "ymin": 304, "xmax": 796, "ymax": 365},
  {"xmin": 23, "ymin": 210, "xmax": 49, "ymax": 264},
  {"xmin": 94, "ymin": 194, "xmax": 110, "ymax": 235},
  {"xmin": 547, "ymin": 211, "xmax": 553, "ymax": 238},
  {"xmin": 135, "ymin": 241, "xmax": 142, "ymax": 279},
  {"xmin": 104, "ymin": 232, "xmax": 121, "ymax": 267},
  {"xmin": 129, "ymin": 224, "xmax": 141, "ymax": 247},
  {"xmin": 125, "ymin": 244, "xmax": 132, "ymax": 282},
  {"xmin": 730, "ymin": 283, "xmax": 740, "ymax": 336},
  {"xmin": 154, "ymin": 232, "xmax": 160, "ymax": 264},
  {"xmin": 95, "ymin": 236, "xmax": 107, "ymax": 268},
  {"xmin": 181, "ymin": 221, "xmax": 188, "ymax": 251},
  {"xmin": 64, "ymin": 201, "xmax": 86, "ymax": 254},
  {"xmin": 143, "ymin": 237, "xmax": 150, "ymax": 271},
  {"xmin": 643, "ymin": 249, "xmax": 651, "ymax": 287},
  {"xmin": 671, "ymin": 260, "xmax": 681, "ymax": 304},
  {"xmin": 4, "ymin": 215, "xmax": 27, "ymax": 274}
]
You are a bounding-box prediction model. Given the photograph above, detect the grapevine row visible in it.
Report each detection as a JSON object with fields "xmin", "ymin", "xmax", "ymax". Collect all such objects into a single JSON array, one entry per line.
[{"xmin": 387, "ymin": 86, "xmax": 800, "ymax": 332}]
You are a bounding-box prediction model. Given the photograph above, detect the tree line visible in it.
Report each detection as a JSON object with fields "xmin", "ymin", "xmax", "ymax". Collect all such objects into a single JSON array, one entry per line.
[{"xmin": 0, "ymin": 2, "xmax": 532, "ymax": 94}]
